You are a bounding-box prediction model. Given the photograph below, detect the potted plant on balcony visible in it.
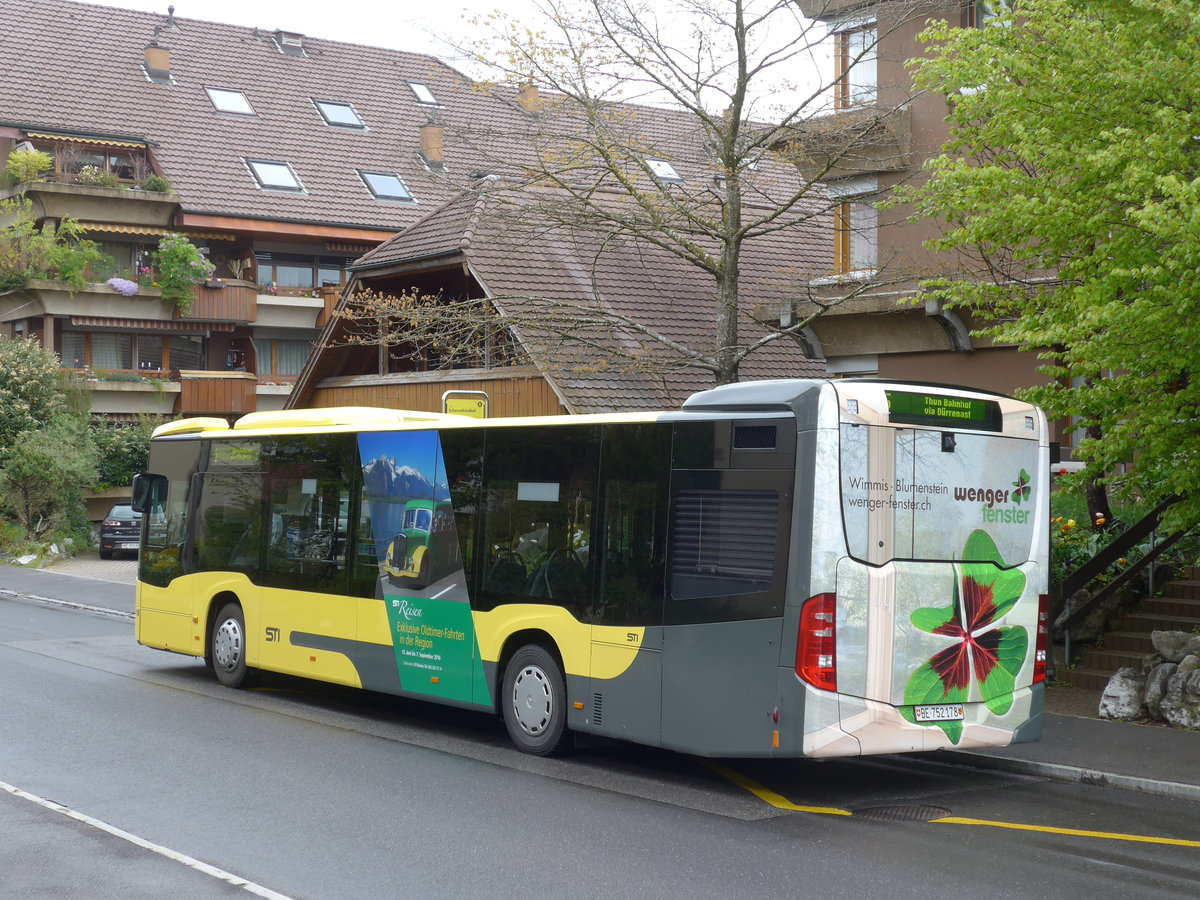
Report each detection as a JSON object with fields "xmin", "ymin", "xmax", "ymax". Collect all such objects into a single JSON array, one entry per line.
[{"xmin": 151, "ymin": 233, "xmax": 214, "ymax": 313}]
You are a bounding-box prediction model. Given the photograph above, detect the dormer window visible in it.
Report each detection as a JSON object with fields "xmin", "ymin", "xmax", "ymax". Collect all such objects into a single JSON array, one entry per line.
[
  {"xmin": 273, "ymin": 30, "xmax": 306, "ymax": 57},
  {"xmin": 313, "ymin": 99, "xmax": 364, "ymax": 128},
  {"xmin": 646, "ymin": 158, "xmax": 682, "ymax": 183},
  {"xmin": 408, "ymin": 82, "xmax": 438, "ymax": 106},
  {"xmin": 207, "ymin": 88, "xmax": 255, "ymax": 115},
  {"xmin": 245, "ymin": 158, "xmax": 304, "ymax": 192},
  {"xmin": 358, "ymin": 170, "xmax": 414, "ymax": 202}
]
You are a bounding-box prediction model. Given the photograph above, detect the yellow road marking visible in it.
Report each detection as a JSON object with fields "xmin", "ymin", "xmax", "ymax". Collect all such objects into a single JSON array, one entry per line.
[
  {"xmin": 703, "ymin": 762, "xmax": 851, "ymax": 816},
  {"xmin": 932, "ymin": 816, "xmax": 1200, "ymax": 848},
  {"xmin": 709, "ymin": 765, "xmax": 1200, "ymax": 847}
]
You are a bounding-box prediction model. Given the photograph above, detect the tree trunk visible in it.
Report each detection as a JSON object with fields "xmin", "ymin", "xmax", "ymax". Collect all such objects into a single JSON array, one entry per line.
[{"xmin": 1084, "ymin": 424, "xmax": 1114, "ymax": 528}]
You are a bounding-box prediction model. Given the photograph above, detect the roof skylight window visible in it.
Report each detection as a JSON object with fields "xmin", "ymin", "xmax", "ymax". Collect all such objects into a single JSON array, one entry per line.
[
  {"xmin": 206, "ymin": 88, "xmax": 255, "ymax": 115},
  {"xmin": 408, "ymin": 82, "xmax": 439, "ymax": 106},
  {"xmin": 646, "ymin": 158, "xmax": 683, "ymax": 183},
  {"xmin": 359, "ymin": 170, "xmax": 414, "ymax": 202},
  {"xmin": 313, "ymin": 99, "xmax": 364, "ymax": 128},
  {"xmin": 245, "ymin": 159, "xmax": 304, "ymax": 192}
]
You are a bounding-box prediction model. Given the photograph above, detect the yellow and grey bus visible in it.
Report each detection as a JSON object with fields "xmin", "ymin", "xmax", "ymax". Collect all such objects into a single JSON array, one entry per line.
[{"xmin": 132, "ymin": 379, "xmax": 1049, "ymax": 757}]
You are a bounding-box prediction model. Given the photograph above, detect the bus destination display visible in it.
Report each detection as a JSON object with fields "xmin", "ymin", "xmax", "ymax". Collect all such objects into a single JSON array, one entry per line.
[{"xmin": 885, "ymin": 390, "xmax": 1002, "ymax": 432}]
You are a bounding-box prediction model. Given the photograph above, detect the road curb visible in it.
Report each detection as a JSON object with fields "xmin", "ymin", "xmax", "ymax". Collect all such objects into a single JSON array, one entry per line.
[{"xmin": 937, "ymin": 750, "xmax": 1200, "ymax": 804}]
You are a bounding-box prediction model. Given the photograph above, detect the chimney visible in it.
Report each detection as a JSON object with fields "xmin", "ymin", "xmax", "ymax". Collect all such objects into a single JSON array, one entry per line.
[
  {"xmin": 419, "ymin": 115, "xmax": 445, "ymax": 172},
  {"xmin": 517, "ymin": 83, "xmax": 543, "ymax": 114},
  {"xmin": 143, "ymin": 25, "xmax": 171, "ymax": 83}
]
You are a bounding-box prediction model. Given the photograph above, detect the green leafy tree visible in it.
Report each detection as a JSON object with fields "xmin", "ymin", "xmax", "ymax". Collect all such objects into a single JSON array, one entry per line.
[
  {"xmin": 0, "ymin": 414, "xmax": 98, "ymax": 539},
  {"xmin": 0, "ymin": 197, "xmax": 108, "ymax": 294},
  {"xmin": 901, "ymin": 0, "xmax": 1200, "ymax": 532},
  {"xmin": 0, "ymin": 334, "xmax": 65, "ymax": 463}
]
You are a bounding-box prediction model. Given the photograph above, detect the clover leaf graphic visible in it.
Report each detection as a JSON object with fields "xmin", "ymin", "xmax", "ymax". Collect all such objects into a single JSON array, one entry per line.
[
  {"xmin": 902, "ymin": 530, "xmax": 1028, "ymax": 743},
  {"xmin": 1011, "ymin": 468, "xmax": 1031, "ymax": 505}
]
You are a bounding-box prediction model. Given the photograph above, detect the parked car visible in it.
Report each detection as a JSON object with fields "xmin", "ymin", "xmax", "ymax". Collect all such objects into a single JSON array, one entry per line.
[{"xmin": 100, "ymin": 503, "xmax": 141, "ymax": 559}]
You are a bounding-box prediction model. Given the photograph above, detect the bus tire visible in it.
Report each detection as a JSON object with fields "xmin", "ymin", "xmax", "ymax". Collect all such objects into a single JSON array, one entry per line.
[
  {"xmin": 210, "ymin": 601, "xmax": 256, "ymax": 689},
  {"xmin": 502, "ymin": 645, "xmax": 571, "ymax": 756}
]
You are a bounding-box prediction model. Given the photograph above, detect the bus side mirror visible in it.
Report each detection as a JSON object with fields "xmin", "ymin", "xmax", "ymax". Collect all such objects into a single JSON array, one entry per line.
[{"xmin": 131, "ymin": 473, "xmax": 166, "ymax": 514}]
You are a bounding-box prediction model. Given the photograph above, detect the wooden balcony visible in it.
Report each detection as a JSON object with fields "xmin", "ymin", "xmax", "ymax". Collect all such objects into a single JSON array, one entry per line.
[
  {"xmin": 177, "ymin": 370, "xmax": 257, "ymax": 416},
  {"xmin": 178, "ymin": 280, "xmax": 257, "ymax": 323}
]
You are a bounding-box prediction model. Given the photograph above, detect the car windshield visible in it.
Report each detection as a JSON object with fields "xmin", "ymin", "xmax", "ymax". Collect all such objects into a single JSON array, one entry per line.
[{"xmin": 108, "ymin": 505, "xmax": 140, "ymax": 519}]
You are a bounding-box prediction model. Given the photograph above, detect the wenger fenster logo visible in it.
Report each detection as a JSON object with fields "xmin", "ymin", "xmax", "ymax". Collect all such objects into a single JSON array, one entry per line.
[{"xmin": 954, "ymin": 468, "xmax": 1032, "ymax": 525}]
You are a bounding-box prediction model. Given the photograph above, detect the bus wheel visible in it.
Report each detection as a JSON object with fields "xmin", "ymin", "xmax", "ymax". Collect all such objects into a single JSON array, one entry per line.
[
  {"xmin": 210, "ymin": 602, "xmax": 254, "ymax": 689},
  {"xmin": 502, "ymin": 645, "xmax": 571, "ymax": 756}
]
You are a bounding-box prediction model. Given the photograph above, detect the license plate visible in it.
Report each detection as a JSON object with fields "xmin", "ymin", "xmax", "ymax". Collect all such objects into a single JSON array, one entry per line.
[
  {"xmin": 914, "ymin": 704, "xmax": 964, "ymax": 722},
  {"xmin": 119, "ymin": 543, "xmax": 139, "ymax": 550}
]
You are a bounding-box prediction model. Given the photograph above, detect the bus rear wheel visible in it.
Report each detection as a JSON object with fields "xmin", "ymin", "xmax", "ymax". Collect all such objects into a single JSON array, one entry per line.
[
  {"xmin": 210, "ymin": 602, "xmax": 256, "ymax": 689},
  {"xmin": 502, "ymin": 645, "xmax": 571, "ymax": 756}
]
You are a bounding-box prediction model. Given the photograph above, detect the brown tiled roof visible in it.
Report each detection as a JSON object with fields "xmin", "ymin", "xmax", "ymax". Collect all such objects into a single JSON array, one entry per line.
[
  {"xmin": 0, "ymin": 0, "xmax": 532, "ymax": 231},
  {"xmin": 341, "ymin": 184, "xmax": 829, "ymax": 412}
]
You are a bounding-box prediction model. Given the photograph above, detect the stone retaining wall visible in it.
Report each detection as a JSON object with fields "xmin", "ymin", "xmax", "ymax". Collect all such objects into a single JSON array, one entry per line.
[{"xmin": 1099, "ymin": 630, "xmax": 1200, "ymax": 728}]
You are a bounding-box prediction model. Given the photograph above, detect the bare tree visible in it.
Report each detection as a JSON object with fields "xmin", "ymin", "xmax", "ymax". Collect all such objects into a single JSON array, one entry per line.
[{"xmin": 339, "ymin": 1, "xmax": 927, "ymax": 386}]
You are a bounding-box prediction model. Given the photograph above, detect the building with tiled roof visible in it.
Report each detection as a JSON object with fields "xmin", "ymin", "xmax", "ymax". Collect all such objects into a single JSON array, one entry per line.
[
  {"xmin": 289, "ymin": 178, "xmax": 829, "ymax": 415},
  {"xmin": 0, "ymin": 0, "xmax": 528, "ymax": 420}
]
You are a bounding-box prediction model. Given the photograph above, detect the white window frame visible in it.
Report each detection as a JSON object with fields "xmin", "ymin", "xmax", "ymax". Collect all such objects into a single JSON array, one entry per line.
[
  {"xmin": 206, "ymin": 87, "xmax": 255, "ymax": 115},
  {"xmin": 358, "ymin": 170, "xmax": 415, "ymax": 202},
  {"xmin": 313, "ymin": 99, "xmax": 365, "ymax": 128},
  {"xmin": 646, "ymin": 158, "xmax": 683, "ymax": 183},
  {"xmin": 244, "ymin": 158, "xmax": 305, "ymax": 192},
  {"xmin": 408, "ymin": 82, "xmax": 439, "ymax": 106}
]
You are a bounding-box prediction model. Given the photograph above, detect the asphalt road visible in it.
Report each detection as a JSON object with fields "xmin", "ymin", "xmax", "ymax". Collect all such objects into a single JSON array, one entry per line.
[{"xmin": 2, "ymin": 567, "xmax": 1199, "ymax": 898}]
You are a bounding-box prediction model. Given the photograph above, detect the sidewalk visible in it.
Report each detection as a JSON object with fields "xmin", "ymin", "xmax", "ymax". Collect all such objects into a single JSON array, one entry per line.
[
  {"xmin": 938, "ymin": 683, "xmax": 1200, "ymax": 803},
  {"xmin": 10, "ymin": 557, "xmax": 1200, "ymax": 804}
]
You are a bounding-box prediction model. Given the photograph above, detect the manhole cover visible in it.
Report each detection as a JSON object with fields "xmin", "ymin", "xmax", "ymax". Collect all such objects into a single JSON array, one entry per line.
[{"xmin": 852, "ymin": 805, "xmax": 952, "ymax": 822}]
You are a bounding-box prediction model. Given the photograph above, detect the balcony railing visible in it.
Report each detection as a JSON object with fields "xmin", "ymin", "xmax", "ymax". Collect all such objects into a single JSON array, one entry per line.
[{"xmin": 178, "ymin": 279, "xmax": 257, "ymax": 323}]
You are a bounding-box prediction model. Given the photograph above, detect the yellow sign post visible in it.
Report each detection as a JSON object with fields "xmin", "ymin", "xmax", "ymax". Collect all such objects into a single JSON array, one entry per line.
[{"xmin": 442, "ymin": 390, "xmax": 488, "ymax": 419}]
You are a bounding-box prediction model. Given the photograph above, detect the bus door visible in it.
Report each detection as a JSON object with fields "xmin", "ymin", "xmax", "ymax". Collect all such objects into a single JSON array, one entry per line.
[
  {"xmin": 659, "ymin": 418, "xmax": 795, "ymax": 756},
  {"xmin": 585, "ymin": 424, "xmax": 671, "ymax": 746},
  {"xmin": 256, "ymin": 436, "xmax": 360, "ymax": 685},
  {"xmin": 837, "ymin": 405, "xmax": 1045, "ymax": 750}
]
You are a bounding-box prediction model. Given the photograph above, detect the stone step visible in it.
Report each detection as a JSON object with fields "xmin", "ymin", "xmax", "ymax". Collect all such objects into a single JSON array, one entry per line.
[
  {"xmin": 1065, "ymin": 667, "xmax": 1116, "ymax": 692},
  {"xmin": 1117, "ymin": 611, "xmax": 1200, "ymax": 632},
  {"xmin": 1104, "ymin": 630, "xmax": 1157, "ymax": 653},
  {"xmin": 1140, "ymin": 596, "xmax": 1200, "ymax": 619},
  {"xmin": 1077, "ymin": 647, "xmax": 1151, "ymax": 672}
]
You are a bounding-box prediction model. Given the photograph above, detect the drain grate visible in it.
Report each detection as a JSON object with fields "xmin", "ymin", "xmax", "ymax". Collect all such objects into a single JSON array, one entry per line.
[{"xmin": 852, "ymin": 805, "xmax": 952, "ymax": 822}]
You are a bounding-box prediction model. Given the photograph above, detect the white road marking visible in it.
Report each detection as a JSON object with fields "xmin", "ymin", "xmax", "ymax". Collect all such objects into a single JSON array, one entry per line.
[
  {"xmin": 0, "ymin": 589, "xmax": 132, "ymax": 620},
  {"xmin": 0, "ymin": 779, "xmax": 294, "ymax": 899}
]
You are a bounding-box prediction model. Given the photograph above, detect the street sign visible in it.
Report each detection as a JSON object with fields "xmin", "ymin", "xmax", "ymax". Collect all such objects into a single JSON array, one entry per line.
[{"xmin": 442, "ymin": 390, "xmax": 488, "ymax": 419}]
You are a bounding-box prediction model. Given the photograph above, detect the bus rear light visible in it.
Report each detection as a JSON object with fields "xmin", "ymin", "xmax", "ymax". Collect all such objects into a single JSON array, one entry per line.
[
  {"xmin": 1033, "ymin": 593, "xmax": 1048, "ymax": 684},
  {"xmin": 797, "ymin": 593, "xmax": 837, "ymax": 692}
]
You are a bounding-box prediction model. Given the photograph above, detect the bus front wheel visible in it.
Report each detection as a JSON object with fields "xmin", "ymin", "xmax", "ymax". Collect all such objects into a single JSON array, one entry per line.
[
  {"xmin": 210, "ymin": 602, "xmax": 255, "ymax": 689},
  {"xmin": 502, "ymin": 645, "xmax": 571, "ymax": 756}
]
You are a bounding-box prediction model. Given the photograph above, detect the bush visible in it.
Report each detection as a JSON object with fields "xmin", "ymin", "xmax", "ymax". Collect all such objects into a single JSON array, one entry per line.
[
  {"xmin": 0, "ymin": 334, "xmax": 65, "ymax": 464},
  {"xmin": 91, "ymin": 418, "xmax": 155, "ymax": 491},
  {"xmin": 0, "ymin": 197, "xmax": 109, "ymax": 293},
  {"xmin": 0, "ymin": 415, "xmax": 98, "ymax": 539},
  {"xmin": 74, "ymin": 165, "xmax": 120, "ymax": 188},
  {"xmin": 5, "ymin": 148, "xmax": 52, "ymax": 184},
  {"xmin": 142, "ymin": 174, "xmax": 172, "ymax": 193},
  {"xmin": 151, "ymin": 233, "xmax": 214, "ymax": 312}
]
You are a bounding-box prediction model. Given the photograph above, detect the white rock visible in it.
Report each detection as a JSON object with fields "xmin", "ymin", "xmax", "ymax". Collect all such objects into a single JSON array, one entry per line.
[
  {"xmin": 1159, "ymin": 671, "xmax": 1200, "ymax": 730},
  {"xmin": 16, "ymin": 554, "xmax": 37, "ymax": 566},
  {"xmin": 1098, "ymin": 667, "xmax": 1147, "ymax": 720}
]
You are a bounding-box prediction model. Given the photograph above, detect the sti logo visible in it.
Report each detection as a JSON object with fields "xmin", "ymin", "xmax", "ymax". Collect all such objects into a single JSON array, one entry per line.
[{"xmin": 265, "ymin": 626, "xmax": 281, "ymax": 642}]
